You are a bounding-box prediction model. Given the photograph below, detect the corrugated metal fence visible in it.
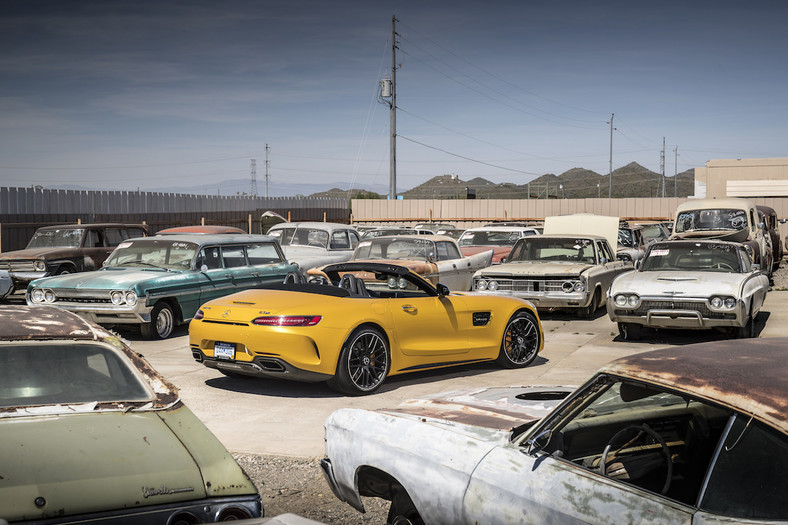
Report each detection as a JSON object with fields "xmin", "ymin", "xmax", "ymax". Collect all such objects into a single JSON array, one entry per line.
[{"xmin": 0, "ymin": 187, "xmax": 349, "ymax": 252}]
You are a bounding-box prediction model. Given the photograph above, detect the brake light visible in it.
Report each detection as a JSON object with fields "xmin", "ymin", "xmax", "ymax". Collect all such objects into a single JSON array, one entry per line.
[{"xmin": 253, "ymin": 315, "xmax": 322, "ymax": 326}]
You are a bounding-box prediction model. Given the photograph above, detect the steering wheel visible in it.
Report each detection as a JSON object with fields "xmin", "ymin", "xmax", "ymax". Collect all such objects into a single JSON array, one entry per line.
[
  {"xmin": 714, "ymin": 262, "xmax": 734, "ymax": 270},
  {"xmin": 600, "ymin": 424, "xmax": 673, "ymax": 495}
]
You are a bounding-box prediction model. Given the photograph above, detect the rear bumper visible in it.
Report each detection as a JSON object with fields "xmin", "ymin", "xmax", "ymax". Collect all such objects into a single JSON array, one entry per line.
[{"xmin": 192, "ymin": 347, "xmax": 333, "ymax": 383}]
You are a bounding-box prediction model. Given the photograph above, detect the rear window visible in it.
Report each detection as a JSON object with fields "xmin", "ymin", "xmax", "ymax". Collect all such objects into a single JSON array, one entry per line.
[{"xmin": 0, "ymin": 342, "xmax": 153, "ymax": 408}]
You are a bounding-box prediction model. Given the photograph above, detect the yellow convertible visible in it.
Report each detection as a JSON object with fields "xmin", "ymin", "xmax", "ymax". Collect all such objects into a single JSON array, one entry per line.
[{"xmin": 189, "ymin": 262, "xmax": 543, "ymax": 395}]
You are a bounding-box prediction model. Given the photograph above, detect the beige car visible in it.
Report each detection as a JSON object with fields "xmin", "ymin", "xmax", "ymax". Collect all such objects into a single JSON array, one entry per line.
[
  {"xmin": 472, "ymin": 234, "xmax": 631, "ymax": 317},
  {"xmin": 671, "ymin": 197, "xmax": 773, "ymax": 278}
]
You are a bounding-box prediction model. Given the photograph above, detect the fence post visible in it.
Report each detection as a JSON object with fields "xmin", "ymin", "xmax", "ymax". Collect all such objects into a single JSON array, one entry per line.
[{"xmin": 248, "ymin": 214, "xmax": 252, "ymax": 233}]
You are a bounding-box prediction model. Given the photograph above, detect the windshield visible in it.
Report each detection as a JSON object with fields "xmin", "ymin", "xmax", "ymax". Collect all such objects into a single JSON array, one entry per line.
[
  {"xmin": 674, "ymin": 208, "xmax": 748, "ymax": 233},
  {"xmin": 269, "ymin": 226, "xmax": 329, "ymax": 248},
  {"xmin": 508, "ymin": 237, "xmax": 596, "ymax": 263},
  {"xmin": 459, "ymin": 230, "xmax": 525, "ymax": 247},
  {"xmin": 104, "ymin": 239, "xmax": 198, "ymax": 270},
  {"xmin": 354, "ymin": 238, "xmax": 435, "ymax": 261},
  {"xmin": 641, "ymin": 243, "xmax": 742, "ymax": 272},
  {"xmin": 26, "ymin": 228, "xmax": 83, "ymax": 249},
  {"xmin": 0, "ymin": 342, "xmax": 153, "ymax": 408}
]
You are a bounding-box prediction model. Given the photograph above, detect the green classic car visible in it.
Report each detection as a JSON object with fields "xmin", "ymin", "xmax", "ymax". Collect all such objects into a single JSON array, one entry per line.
[
  {"xmin": 26, "ymin": 234, "xmax": 297, "ymax": 339},
  {"xmin": 0, "ymin": 305, "xmax": 262, "ymax": 523}
]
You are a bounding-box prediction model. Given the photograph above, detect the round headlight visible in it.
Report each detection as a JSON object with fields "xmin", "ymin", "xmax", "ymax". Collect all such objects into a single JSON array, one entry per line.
[
  {"xmin": 110, "ymin": 291, "xmax": 124, "ymax": 305},
  {"xmin": 387, "ymin": 276, "xmax": 397, "ymax": 289},
  {"xmin": 627, "ymin": 295, "xmax": 639, "ymax": 307},
  {"xmin": 34, "ymin": 260, "xmax": 46, "ymax": 272},
  {"xmin": 488, "ymin": 280, "xmax": 499, "ymax": 291},
  {"xmin": 724, "ymin": 297, "xmax": 736, "ymax": 309},
  {"xmin": 562, "ymin": 281, "xmax": 574, "ymax": 293},
  {"xmin": 397, "ymin": 277, "xmax": 408, "ymax": 289},
  {"xmin": 710, "ymin": 297, "xmax": 723, "ymax": 309},
  {"xmin": 615, "ymin": 295, "xmax": 628, "ymax": 307},
  {"xmin": 476, "ymin": 279, "xmax": 487, "ymax": 291},
  {"xmin": 125, "ymin": 291, "xmax": 138, "ymax": 306},
  {"xmin": 31, "ymin": 288, "xmax": 45, "ymax": 303},
  {"xmin": 573, "ymin": 281, "xmax": 585, "ymax": 292},
  {"xmin": 44, "ymin": 289, "xmax": 56, "ymax": 303}
]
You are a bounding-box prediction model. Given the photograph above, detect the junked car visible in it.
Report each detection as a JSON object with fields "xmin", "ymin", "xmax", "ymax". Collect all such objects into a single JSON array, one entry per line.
[
  {"xmin": 267, "ymin": 222, "xmax": 361, "ymax": 274},
  {"xmin": 190, "ymin": 262, "xmax": 543, "ymax": 395},
  {"xmin": 0, "ymin": 270, "xmax": 12, "ymax": 301},
  {"xmin": 0, "ymin": 223, "xmax": 148, "ymax": 299},
  {"xmin": 607, "ymin": 239, "xmax": 769, "ymax": 340},
  {"xmin": 616, "ymin": 222, "xmax": 648, "ymax": 263},
  {"xmin": 316, "ymin": 234, "xmax": 493, "ymax": 291},
  {"xmin": 322, "ymin": 337, "xmax": 788, "ymax": 524},
  {"xmin": 757, "ymin": 204, "xmax": 783, "ymax": 270},
  {"xmin": 472, "ymin": 235, "xmax": 631, "ymax": 317},
  {"xmin": 0, "ymin": 305, "xmax": 262, "ymax": 523},
  {"xmin": 457, "ymin": 225, "xmax": 540, "ymax": 264},
  {"xmin": 671, "ymin": 197, "xmax": 773, "ymax": 279},
  {"xmin": 26, "ymin": 234, "xmax": 296, "ymax": 339}
]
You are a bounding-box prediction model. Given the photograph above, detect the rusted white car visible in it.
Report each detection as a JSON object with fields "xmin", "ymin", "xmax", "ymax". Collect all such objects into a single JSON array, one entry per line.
[
  {"xmin": 267, "ymin": 222, "xmax": 361, "ymax": 274},
  {"xmin": 322, "ymin": 338, "xmax": 788, "ymax": 524},
  {"xmin": 472, "ymin": 235, "xmax": 631, "ymax": 317},
  {"xmin": 316, "ymin": 235, "xmax": 492, "ymax": 291},
  {"xmin": 608, "ymin": 239, "xmax": 769, "ymax": 339},
  {"xmin": 457, "ymin": 225, "xmax": 540, "ymax": 264}
]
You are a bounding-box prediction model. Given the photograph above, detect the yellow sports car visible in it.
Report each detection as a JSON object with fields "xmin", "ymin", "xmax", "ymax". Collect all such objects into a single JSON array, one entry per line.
[{"xmin": 189, "ymin": 262, "xmax": 543, "ymax": 395}]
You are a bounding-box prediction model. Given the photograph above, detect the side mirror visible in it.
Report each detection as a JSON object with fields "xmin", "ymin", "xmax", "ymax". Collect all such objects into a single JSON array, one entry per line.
[
  {"xmin": 436, "ymin": 283, "xmax": 450, "ymax": 296},
  {"xmin": 525, "ymin": 429, "xmax": 553, "ymax": 456},
  {"xmin": 635, "ymin": 259, "xmax": 642, "ymax": 270},
  {"xmin": 200, "ymin": 264, "xmax": 208, "ymax": 272},
  {"xmin": 499, "ymin": 257, "xmax": 507, "ymax": 264}
]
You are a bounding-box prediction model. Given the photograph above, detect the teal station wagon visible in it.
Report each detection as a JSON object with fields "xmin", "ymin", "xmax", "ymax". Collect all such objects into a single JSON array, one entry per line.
[{"xmin": 26, "ymin": 234, "xmax": 297, "ymax": 339}]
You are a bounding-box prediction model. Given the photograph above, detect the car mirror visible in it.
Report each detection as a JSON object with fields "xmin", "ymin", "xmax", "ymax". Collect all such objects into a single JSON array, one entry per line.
[
  {"xmin": 600, "ymin": 257, "xmax": 607, "ymax": 264},
  {"xmin": 436, "ymin": 283, "xmax": 450, "ymax": 296},
  {"xmin": 200, "ymin": 264, "xmax": 208, "ymax": 272},
  {"xmin": 634, "ymin": 259, "xmax": 642, "ymax": 270},
  {"xmin": 500, "ymin": 257, "xmax": 507, "ymax": 264}
]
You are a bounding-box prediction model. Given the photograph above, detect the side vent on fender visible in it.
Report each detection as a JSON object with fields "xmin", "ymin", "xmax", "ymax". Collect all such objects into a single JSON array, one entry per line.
[{"xmin": 472, "ymin": 312, "xmax": 491, "ymax": 326}]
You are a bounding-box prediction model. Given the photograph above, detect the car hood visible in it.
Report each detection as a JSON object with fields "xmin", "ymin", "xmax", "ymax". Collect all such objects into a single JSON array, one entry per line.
[
  {"xmin": 461, "ymin": 246, "xmax": 512, "ymax": 263},
  {"xmin": 0, "ymin": 247, "xmax": 79, "ymax": 260},
  {"xmin": 30, "ymin": 267, "xmax": 177, "ymax": 290},
  {"xmin": 1, "ymin": 410, "xmax": 209, "ymax": 520},
  {"xmin": 611, "ymin": 270, "xmax": 748, "ymax": 296},
  {"xmin": 672, "ymin": 229, "xmax": 750, "ymax": 243},
  {"xmin": 380, "ymin": 386, "xmax": 573, "ymax": 431},
  {"xmin": 475, "ymin": 261, "xmax": 591, "ymax": 277}
]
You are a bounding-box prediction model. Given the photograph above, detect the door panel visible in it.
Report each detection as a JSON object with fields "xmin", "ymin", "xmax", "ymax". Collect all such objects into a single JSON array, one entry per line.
[{"xmin": 389, "ymin": 295, "xmax": 469, "ymax": 357}]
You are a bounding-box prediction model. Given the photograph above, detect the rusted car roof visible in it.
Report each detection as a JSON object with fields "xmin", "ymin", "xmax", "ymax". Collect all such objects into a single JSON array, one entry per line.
[
  {"xmin": 602, "ymin": 338, "xmax": 788, "ymax": 436},
  {"xmin": 0, "ymin": 305, "xmax": 178, "ymax": 408},
  {"xmin": 157, "ymin": 225, "xmax": 246, "ymax": 234}
]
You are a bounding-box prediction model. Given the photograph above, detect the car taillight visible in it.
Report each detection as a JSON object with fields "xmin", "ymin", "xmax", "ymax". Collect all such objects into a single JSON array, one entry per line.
[{"xmin": 253, "ymin": 315, "xmax": 321, "ymax": 326}]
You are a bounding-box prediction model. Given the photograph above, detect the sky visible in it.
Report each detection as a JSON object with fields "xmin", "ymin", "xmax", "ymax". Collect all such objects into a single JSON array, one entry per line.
[{"xmin": 1, "ymin": 0, "xmax": 786, "ymax": 196}]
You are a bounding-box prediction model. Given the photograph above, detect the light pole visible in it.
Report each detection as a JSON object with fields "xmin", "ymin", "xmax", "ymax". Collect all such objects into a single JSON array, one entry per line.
[{"xmin": 597, "ymin": 182, "xmax": 600, "ymax": 198}]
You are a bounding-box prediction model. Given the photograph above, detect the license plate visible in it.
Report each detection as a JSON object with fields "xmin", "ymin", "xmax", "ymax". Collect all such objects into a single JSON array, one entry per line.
[{"xmin": 214, "ymin": 341, "xmax": 235, "ymax": 360}]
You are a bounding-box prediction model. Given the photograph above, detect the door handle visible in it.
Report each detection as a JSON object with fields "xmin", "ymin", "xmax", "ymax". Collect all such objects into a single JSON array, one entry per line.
[{"xmin": 401, "ymin": 305, "xmax": 417, "ymax": 313}]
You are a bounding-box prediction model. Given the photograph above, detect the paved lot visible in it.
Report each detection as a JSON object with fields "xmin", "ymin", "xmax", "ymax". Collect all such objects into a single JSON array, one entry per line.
[{"xmin": 130, "ymin": 291, "xmax": 788, "ymax": 458}]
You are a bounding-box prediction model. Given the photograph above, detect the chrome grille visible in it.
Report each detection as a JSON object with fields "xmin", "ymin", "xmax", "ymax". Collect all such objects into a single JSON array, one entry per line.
[
  {"xmin": 0, "ymin": 260, "xmax": 36, "ymax": 272},
  {"xmin": 482, "ymin": 278, "xmax": 569, "ymax": 292},
  {"xmin": 621, "ymin": 300, "xmax": 734, "ymax": 320}
]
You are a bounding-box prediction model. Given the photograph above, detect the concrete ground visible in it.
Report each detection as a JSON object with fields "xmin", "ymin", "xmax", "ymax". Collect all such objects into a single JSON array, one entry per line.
[{"xmin": 131, "ymin": 290, "xmax": 788, "ymax": 458}]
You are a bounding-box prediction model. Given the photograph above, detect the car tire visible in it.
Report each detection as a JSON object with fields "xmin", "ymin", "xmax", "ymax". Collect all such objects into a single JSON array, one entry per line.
[
  {"xmin": 734, "ymin": 313, "xmax": 755, "ymax": 339},
  {"xmin": 579, "ymin": 289, "xmax": 599, "ymax": 318},
  {"xmin": 387, "ymin": 489, "xmax": 424, "ymax": 525},
  {"xmin": 327, "ymin": 326, "xmax": 389, "ymax": 395},
  {"xmin": 618, "ymin": 322, "xmax": 642, "ymax": 341},
  {"xmin": 141, "ymin": 302, "xmax": 175, "ymax": 340},
  {"xmin": 496, "ymin": 310, "xmax": 540, "ymax": 368}
]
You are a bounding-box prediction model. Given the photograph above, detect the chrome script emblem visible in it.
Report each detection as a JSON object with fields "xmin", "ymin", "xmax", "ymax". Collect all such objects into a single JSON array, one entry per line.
[
  {"xmin": 142, "ymin": 485, "xmax": 194, "ymax": 498},
  {"xmin": 221, "ymin": 309, "xmax": 232, "ymax": 318}
]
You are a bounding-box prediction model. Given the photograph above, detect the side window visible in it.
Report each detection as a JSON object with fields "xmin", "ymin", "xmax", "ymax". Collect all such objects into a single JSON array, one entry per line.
[
  {"xmin": 84, "ymin": 229, "xmax": 103, "ymax": 248},
  {"xmin": 329, "ymin": 231, "xmax": 350, "ymax": 250},
  {"xmin": 124, "ymin": 228, "xmax": 147, "ymax": 239},
  {"xmin": 595, "ymin": 242, "xmax": 606, "ymax": 263},
  {"xmin": 222, "ymin": 246, "xmax": 246, "ymax": 268},
  {"xmin": 349, "ymin": 231, "xmax": 360, "ymax": 248},
  {"xmin": 200, "ymin": 247, "xmax": 222, "ymax": 270},
  {"xmin": 700, "ymin": 415, "xmax": 788, "ymax": 520},
  {"xmin": 105, "ymin": 229, "xmax": 124, "ymax": 247},
  {"xmin": 439, "ymin": 241, "xmax": 461, "ymax": 260},
  {"xmin": 246, "ymin": 243, "xmax": 282, "ymax": 265}
]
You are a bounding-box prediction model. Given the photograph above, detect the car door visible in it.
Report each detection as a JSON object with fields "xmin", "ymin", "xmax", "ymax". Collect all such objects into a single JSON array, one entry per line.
[
  {"xmin": 197, "ymin": 245, "xmax": 235, "ymax": 304},
  {"xmin": 388, "ymin": 292, "xmax": 471, "ymax": 357},
  {"xmin": 434, "ymin": 241, "xmax": 490, "ymax": 291},
  {"xmin": 81, "ymin": 228, "xmax": 109, "ymax": 271},
  {"xmin": 245, "ymin": 242, "xmax": 294, "ymax": 287}
]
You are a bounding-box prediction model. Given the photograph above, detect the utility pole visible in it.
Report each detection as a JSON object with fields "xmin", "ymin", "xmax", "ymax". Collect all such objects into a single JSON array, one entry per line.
[
  {"xmin": 673, "ymin": 146, "xmax": 679, "ymax": 197},
  {"xmin": 250, "ymin": 159, "xmax": 257, "ymax": 196},
  {"xmin": 265, "ymin": 143, "xmax": 270, "ymax": 198},
  {"xmin": 660, "ymin": 137, "xmax": 665, "ymax": 197},
  {"xmin": 607, "ymin": 113, "xmax": 614, "ymax": 199},
  {"xmin": 389, "ymin": 16, "xmax": 398, "ymax": 200}
]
